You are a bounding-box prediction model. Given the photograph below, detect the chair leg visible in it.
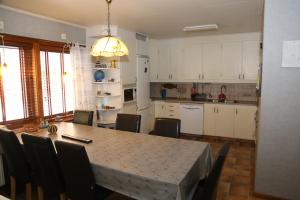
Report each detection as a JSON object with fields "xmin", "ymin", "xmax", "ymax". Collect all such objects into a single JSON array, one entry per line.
[
  {"xmin": 59, "ymin": 193, "xmax": 66, "ymax": 200},
  {"xmin": 37, "ymin": 186, "xmax": 44, "ymax": 200},
  {"xmin": 26, "ymin": 183, "xmax": 32, "ymax": 200},
  {"xmin": 10, "ymin": 176, "xmax": 16, "ymax": 200}
]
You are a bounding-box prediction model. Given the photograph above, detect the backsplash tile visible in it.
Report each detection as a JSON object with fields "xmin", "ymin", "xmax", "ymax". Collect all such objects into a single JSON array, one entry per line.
[{"xmin": 150, "ymin": 83, "xmax": 258, "ymax": 102}]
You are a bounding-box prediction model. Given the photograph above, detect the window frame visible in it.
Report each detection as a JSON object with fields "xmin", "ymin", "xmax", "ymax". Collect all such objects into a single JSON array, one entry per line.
[{"xmin": 0, "ymin": 34, "xmax": 74, "ymax": 126}]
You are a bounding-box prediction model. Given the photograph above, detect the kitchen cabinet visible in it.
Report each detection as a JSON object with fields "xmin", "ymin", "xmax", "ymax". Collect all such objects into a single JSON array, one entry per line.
[
  {"xmin": 221, "ymin": 42, "xmax": 242, "ymax": 80},
  {"xmin": 154, "ymin": 101, "xmax": 180, "ymax": 119},
  {"xmin": 204, "ymin": 104, "xmax": 235, "ymax": 137},
  {"xmin": 204, "ymin": 103, "xmax": 257, "ymax": 140},
  {"xmin": 203, "ymin": 104, "xmax": 216, "ymax": 135},
  {"xmin": 149, "ymin": 36, "xmax": 261, "ymax": 83},
  {"xmin": 157, "ymin": 44, "xmax": 172, "ymax": 81},
  {"xmin": 154, "ymin": 101, "xmax": 165, "ymax": 118},
  {"xmin": 149, "ymin": 40, "xmax": 159, "ymax": 81},
  {"xmin": 242, "ymin": 41, "xmax": 261, "ymax": 81},
  {"xmin": 215, "ymin": 105, "xmax": 235, "ymax": 138},
  {"xmin": 234, "ymin": 105, "xmax": 257, "ymax": 140},
  {"xmin": 202, "ymin": 43, "xmax": 222, "ymax": 81},
  {"xmin": 119, "ymin": 30, "xmax": 137, "ymax": 85},
  {"xmin": 183, "ymin": 44, "xmax": 203, "ymax": 81}
]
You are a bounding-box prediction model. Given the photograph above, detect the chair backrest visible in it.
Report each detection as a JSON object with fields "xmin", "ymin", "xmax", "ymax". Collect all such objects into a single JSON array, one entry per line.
[
  {"xmin": 0, "ymin": 128, "xmax": 30, "ymax": 183},
  {"xmin": 21, "ymin": 134, "xmax": 64, "ymax": 197},
  {"xmin": 73, "ymin": 110, "xmax": 94, "ymax": 126},
  {"xmin": 55, "ymin": 140, "xmax": 96, "ymax": 200},
  {"xmin": 115, "ymin": 113, "xmax": 142, "ymax": 133},
  {"xmin": 193, "ymin": 143, "xmax": 230, "ymax": 200},
  {"xmin": 153, "ymin": 118, "xmax": 181, "ymax": 138}
]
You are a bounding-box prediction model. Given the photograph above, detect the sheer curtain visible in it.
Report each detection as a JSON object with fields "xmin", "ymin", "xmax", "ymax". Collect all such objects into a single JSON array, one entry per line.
[{"xmin": 70, "ymin": 44, "xmax": 92, "ymax": 110}]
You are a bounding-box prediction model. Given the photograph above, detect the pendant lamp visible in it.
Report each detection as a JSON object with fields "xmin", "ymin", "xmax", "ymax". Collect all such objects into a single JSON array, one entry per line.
[{"xmin": 91, "ymin": 0, "xmax": 129, "ymax": 57}]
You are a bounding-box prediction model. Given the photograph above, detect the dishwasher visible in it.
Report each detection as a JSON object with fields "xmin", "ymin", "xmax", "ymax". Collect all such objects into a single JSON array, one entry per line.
[{"xmin": 180, "ymin": 104, "xmax": 204, "ymax": 135}]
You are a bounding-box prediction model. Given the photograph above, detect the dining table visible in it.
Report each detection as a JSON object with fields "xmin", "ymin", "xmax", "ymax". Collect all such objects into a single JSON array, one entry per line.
[{"xmin": 17, "ymin": 122, "xmax": 213, "ymax": 200}]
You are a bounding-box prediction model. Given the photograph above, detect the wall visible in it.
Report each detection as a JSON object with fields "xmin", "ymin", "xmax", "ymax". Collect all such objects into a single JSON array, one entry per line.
[
  {"xmin": 0, "ymin": 6, "xmax": 86, "ymax": 44},
  {"xmin": 255, "ymin": 0, "xmax": 300, "ymax": 199}
]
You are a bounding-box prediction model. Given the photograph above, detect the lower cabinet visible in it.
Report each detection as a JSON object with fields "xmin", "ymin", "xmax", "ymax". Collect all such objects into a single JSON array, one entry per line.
[
  {"xmin": 154, "ymin": 101, "xmax": 180, "ymax": 119},
  {"xmin": 204, "ymin": 104, "xmax": 257, "ymax": 140}
]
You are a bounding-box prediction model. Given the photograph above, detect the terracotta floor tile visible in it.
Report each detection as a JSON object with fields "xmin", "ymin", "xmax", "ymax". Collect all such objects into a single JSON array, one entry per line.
[{"xmin": 179, "ymin": 135, "xmax": 269, "ymax": 200}]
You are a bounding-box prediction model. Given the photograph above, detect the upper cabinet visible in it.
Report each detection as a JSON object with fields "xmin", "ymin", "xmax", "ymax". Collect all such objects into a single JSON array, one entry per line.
[
  {"xmin": 119, "ymin": 29, "xmax": 137, "ymax": 85},
  {"xmin": 149, "ymin": 33, "xmax": 261, "ymax": 83},
  {"xmin": 183, "ymin": 44, "xmax": 202, "ymax": 81},
  {"xmin": 202, "ymin": 43, "xmax": 222, "ymax": 81},
  {"xmin": 242, "ymin": 41, "xmax": 261, "ymax": 81},
  {"xmin": 221, "ymin": 42, "xmax": 242, "ymax": 80}
]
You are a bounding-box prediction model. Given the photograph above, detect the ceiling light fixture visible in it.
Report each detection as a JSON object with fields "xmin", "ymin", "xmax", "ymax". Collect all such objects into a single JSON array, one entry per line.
[
  {"xmin": 183, "ymin": 24, "xmax": 219, "ymax": 32},
  {"xmin": 91, "ymin": 0, "xmax": 129, "ymax": 57}
]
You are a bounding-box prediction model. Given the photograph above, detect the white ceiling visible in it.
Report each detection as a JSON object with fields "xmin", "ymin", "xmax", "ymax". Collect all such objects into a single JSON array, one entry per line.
[{"xmin": 0, "ymin": 0, "xmax": 264, "ymax": 38}]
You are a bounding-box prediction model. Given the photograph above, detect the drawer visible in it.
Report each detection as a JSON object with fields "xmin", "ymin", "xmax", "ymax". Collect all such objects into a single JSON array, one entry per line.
[{"xmin": 164, "ymin": 109, "xmax": 180, "ymax": 118}]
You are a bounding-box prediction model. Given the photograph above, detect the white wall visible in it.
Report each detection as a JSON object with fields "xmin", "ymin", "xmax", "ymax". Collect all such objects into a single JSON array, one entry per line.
[
  {"xmin": 0, "ymin": 6, "xmax": 86, "ymax": 44},
  {"xmin": 255, "ymin": 1, "xmax": 300, "ymax": 199}
]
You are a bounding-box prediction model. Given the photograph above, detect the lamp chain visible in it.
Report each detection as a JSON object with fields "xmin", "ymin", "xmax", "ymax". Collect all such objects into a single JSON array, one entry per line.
[{"xmin": 106, "ymin": 0, "xmax": 112, "ymax": 36}]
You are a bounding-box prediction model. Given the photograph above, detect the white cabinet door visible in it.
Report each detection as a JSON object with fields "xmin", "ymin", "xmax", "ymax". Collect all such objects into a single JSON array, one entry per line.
[
  {"xmin": 222, "ymin": 42, "xmax": 242, "ymax": 80},
  {"xmin": 242, "ymin": 41, "xmax": 260, "ymax": 81},
  {"xmin": 170, "ymin": 46, "xmax": 184, "ymax": 81},
  {"xmin": 204, "ymin": 104, "xmax": 216, "ymax": 136},
  {"xmin": 154, "ymin": 101, "xmax": 165, "ymax": 118},
  {"xmin": 120, "ymin": 31, "xmax": 137, "ymax": 85},
  {"xmin": 202, "ymin": 43, "xmax": 222, "ymax": 80},
  {"xmin": 149, "ymin": 40, "xmax": 159, "ymax": 81},
  {"xmin": 215, "ymin": 105, "xmax": 235, "ymax": 138},
  {"xmin": 157, "ymin": 44, "xmax": 171, "ymax": 81},
  {"xmin": 183, "ymin": 44, "xmax": 202, "ymax": 81},
  {"xmin": 234, "ymin": 105, "xmax": 257, "ymax": 140}
]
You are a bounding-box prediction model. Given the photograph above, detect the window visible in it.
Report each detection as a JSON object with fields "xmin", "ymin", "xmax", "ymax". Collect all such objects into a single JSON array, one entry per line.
[
  {"xmin": 40, "ymin": 51, "xmax": 74, "ymax": 117},
  {"xmin": 0, "ymin": 46, "xmax": 28, "ymax": 122}
]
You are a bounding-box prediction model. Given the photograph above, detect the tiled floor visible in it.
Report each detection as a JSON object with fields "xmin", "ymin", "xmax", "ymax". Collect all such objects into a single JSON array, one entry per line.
[{"xmin": 181, "ymin": 134, "xmax": 270, "ymax": 200}]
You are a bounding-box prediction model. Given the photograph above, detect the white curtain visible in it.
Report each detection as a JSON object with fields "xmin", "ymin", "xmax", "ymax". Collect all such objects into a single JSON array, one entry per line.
[{"xmin": 70, "ymin": 44, "xmax": 92, "ymax": 110}]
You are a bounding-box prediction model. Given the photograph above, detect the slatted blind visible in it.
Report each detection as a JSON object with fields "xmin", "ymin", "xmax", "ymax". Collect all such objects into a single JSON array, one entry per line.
[
  {"xmin": 0, "ymin": 44, "xmax": 37, "ymax": 122},
  {"xmin": 39, "ymin": 50, "xmax": 73, "ymax": 117}
]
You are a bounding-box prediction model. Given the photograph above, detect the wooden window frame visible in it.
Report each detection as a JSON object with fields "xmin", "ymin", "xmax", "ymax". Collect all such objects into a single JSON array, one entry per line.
[{"xmin": 0, "ymin": 34, "xmax": 73, "ymax": 126}]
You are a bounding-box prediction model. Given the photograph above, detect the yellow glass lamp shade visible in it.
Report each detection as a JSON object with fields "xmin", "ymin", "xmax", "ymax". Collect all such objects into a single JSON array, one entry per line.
[{"xmin": 91, "ymin": 36, "xmax": 129, "ymax": 57}]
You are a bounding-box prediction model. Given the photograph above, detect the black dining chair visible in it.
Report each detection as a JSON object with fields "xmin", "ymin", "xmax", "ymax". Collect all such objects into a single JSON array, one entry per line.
[
  {"xmin": 54, "ymin": 140, "xmax": 113, "ymax": 200},
  {"xmin": 0, "ymin": 128, "xmax": 32, "ymax": 200},
  {"xmin": 21, "ymin": 134, "xmax": 65, "ymax": 200},
  {"xmin": 192, "ymin": 143, "xmax": 230, "ymax": 200},
  {"xmin": 73, "ymin": 110, "xmax": 94, "ymax": 126},
  {"xmin": 115, "ymin": 113, "xmax": 142, "ymax": 133},
  {"xmin": 150, "ymin": 118, "xmax": 181, "ymax": 138}
]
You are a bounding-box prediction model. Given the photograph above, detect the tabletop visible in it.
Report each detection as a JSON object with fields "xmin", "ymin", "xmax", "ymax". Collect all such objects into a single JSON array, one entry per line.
[{"xmin": 18, "ymin": 122, "xmax": 213, "ymax": 200}]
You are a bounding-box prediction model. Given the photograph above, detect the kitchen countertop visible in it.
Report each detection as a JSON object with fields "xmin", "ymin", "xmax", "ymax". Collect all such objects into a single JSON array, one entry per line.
[{"xmin": 151, "ymin": 97, "xmax": 258, "ymax": 106}]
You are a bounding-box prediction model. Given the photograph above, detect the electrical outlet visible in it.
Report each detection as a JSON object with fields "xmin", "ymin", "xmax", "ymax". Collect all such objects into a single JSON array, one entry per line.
[
  {"xmin": 61, "ymin": 33, "xmax": 67, "ymax": 40},
  {"xmin": 0, "ymin": 21, "xmax": 4, "ymax": 31}
]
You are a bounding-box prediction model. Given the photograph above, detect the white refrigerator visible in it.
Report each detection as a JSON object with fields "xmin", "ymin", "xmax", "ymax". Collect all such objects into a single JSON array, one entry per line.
[{"xmin": 136, "ymin": 56, "xmax": 152, "ymax": 133}]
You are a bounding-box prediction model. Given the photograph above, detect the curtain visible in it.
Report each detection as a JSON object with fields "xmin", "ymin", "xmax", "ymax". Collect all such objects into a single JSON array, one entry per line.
[{"xmin": 70, "ymin": 44, "xmax": 92, "ymax": 110}]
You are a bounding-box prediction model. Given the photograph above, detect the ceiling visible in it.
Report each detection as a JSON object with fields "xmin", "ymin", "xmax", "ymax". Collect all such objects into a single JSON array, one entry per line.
[{"xmin": 0, "ymin": 0, "xmax": 264, "ymax": 38}]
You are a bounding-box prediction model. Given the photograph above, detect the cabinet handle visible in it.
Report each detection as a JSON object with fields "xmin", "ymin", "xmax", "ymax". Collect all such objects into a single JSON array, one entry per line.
[
  {"xmin": 214, "ymin": 107, "xmax": 216, "ymax": 113},
  {"xmin": 243, "ymin": 74, "xmax": 245, "ymax": 79},
  {"xmin": 198, "ymin": 74, "xmax": 201, "ymax": 79},
  {"xmin": 202, "ymin": 74, "xmax": 204, "ymax": 79},
  {"xmin": 238, "ymin": 74, "xmax": 241, "ymax": 79},
  {"xmin": 171, "ymin": 74, "xmax": 173, "ymax": 79},
  {"xmin": 217, "ymin": 108, "xmax": 219, "ymax": 113},
  {"xmin": 236, "ymin": 109, "xmax": 238, "ymax": 115},
  {"xmin": 157, "ymin": 74, "xmax": 158, "ymax": 79}
]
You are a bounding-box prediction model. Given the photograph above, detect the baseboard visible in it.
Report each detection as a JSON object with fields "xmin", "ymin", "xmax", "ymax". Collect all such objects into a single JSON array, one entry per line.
[{"xmin": 253, "ymin": 192, "xmax": 289, "ymax": 200}]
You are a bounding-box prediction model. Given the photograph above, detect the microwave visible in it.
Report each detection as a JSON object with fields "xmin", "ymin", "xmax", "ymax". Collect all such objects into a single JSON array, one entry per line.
[{"xmin": 123, "ymin": 87, "xmax": 136, "ymax": 103}]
